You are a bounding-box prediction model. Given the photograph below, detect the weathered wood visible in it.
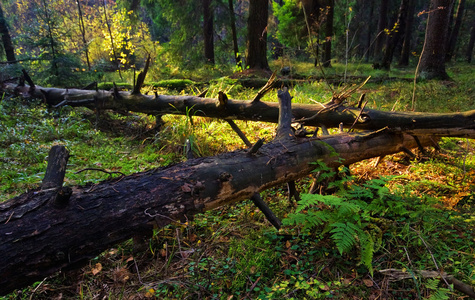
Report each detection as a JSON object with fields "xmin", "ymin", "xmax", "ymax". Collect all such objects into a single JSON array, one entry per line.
[
  {"xmin": 0, "ymin": 126, "xmax": 436, "ymax": 295},
  {"xmin": 2, "ymin": 83, "xmax": 475, "ymax": 138},
  {"xmin": 42, "ymin": 145, "xmax": 69, "ymax": 189}
]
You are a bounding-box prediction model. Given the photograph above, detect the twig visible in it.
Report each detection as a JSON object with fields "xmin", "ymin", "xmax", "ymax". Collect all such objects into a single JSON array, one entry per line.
[
  {"xmin": 226, "ymin": 119, "xmax": 252, "ymax": 147},
  {"xmin": 348, "ymin": 100, "xmax": 368, "ymax": 132},
  {"xmin": 412, "ymin": 228, "xmax": 453, "ymax": 291},
  {"xmin": 75, "ymin": 167, "xmax": 125, "ymax": 177},
  {"xmin": 252, "ymin": 71, "xmax": 277, "ymax": 103},
  {"xmin": 4, "ymin": 212, "xmax": 14, "ymax": 224},
  {"xmin": 144, "ymin": 208, "xmax": 186, "ymax": 225}
]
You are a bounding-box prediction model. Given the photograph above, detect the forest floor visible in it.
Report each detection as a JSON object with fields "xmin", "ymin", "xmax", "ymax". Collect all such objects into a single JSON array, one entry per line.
[{"xmin": 1, "ymin": 62, "xmax": 475, "ymax": 299}]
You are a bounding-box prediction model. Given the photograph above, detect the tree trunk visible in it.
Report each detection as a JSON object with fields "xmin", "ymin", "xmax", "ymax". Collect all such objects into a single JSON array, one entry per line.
[
  {"xmin": 322, "ymin": 0, "xmax": 334, "ymax": 68},
  {"xmin": 0, "ymin": 3, "xmax": 15, "ymax": 63},
  {"xmin": 41, "ymin": 0, "xmax": 58, "ymax": 76},
  {"xmin": 418, "ymin": 0, "xmax": 453, "ymax": 80},
  {"xmin": 203, "ymin": 0, "xmax": 215, "ymax": 64},
  {"xmin": 2, "ymin": 82, "xmax": 475, "ymax": 138},
  {"xmin": 373, "ymin": 0, "xmax": 389, "ymax": 68},
  {"xmin": 246, "ymin": 0, "xmax": 269, "ymax": 70},
  {"xmin": 445, "ymin": 0, "xmax": 466, "ymax": 62},
  {"xmin": 365, "ymin": 0, "xmax": 375, "ymax": 62},
  {"xmin": 380, "ymin": 0, "xmax": 409, "ymax": 70},
  {"xmin": 228, "ymin": 0, "xmax": 242, "ymax": 69},
  {"xmin": 0, "ymin": 89, "xmax": 439, "ymax": 295},
  {"xmin": 76, "ymin": 0, "xmax": 91, "ymax": 70},
  {"xmin": 467, "ymin": 17, "xmax": 475, "ymax": 63},
  {"xmin": 398, "ymin": 0, "xmax": 415, "ymax": 66}
]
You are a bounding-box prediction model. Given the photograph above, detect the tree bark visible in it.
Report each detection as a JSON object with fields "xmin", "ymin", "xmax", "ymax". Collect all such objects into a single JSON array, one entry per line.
[
  {"xmin": 0, "ymin": 2, "xmax": 15, "ymax": 63},
  {"xmin": 203, "ymin": 0, "xmax": 215, "ymax": 64},
  {"xmin": 467, "ymin": 17, "xmax": 475, "ymax": 63},
  {"xmin": 322, "ymin": 0, "xmax": 334, "ymax": 68},
  {"xmin": 373, "ymin": 0, "xmax": 389, "ymax": 68},
  {"xmin": 0, "ymin": 88, "xmax": 438, "ymax": 294},
  {"xmin": 380, "ymin": 0, "xmax": 409, "ymax": 70},
  {"xmin": 398, "ymin": 0, "xmax": 415, "ymax": 66},
  {"xmin": 418, "ymin": 0, "xmax": 453, "ymax": 80},
  {"xmin": 2, "ymin": 82, "xmax": 475, "ymax": 138},
  {"xmin": 246, "ymin": 0, "xmax": 269, "ymax": 70},
  {"xmin": 76, "ymin": 0, "xmax": 91, "ymax": 70},
  {"xmin": 445, "ymin": 0, "xmax": 466, "ymax": 62},
  {"xmin": 228, "ymin": 0, "xmax": 242, "ymax": 69}
]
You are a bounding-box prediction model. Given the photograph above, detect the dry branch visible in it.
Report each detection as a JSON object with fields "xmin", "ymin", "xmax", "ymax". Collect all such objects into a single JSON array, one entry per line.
[
  {"xmin": 0, "ymin": 88, "xmax": 439, "ymax": 295},
  {"xmin": 2, "ymin": 82, "xmax": 475, "ymax": 138}
]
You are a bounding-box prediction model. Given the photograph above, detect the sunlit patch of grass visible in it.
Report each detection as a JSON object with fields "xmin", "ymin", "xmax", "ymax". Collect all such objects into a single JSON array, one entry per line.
[{"xmin": 2, "ymin": 62, "xmax": 475, "ymax": 299}]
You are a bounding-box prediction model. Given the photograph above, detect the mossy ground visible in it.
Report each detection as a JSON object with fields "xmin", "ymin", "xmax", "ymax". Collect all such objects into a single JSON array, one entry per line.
[{"xmin": 1, "ymin": 62, "xmax": 474, "ymax": 299}]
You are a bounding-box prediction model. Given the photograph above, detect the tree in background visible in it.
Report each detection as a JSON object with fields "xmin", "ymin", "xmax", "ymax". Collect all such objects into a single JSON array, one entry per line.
[
  {"xmin": 228, "ymin": 0, "xmax": 242, "ymax": 69},
  {"xmin": 445, "ymin": 0, "xmax": 466, "ymax": 62},
  {"xmin": 467, "ymin": 17, "xmax": 475, "ymax": 63},
  {"xmin": 76, "ymin": 0, "xmax": 90, "ymax": 70},
  {"xmin": 418, "ymin": 0, "xmax": 453, "ymax": 80},
  {"xmin": 379, "ymin": 0, "xmax": 409, "ymax": 70},
  {"xmin": 322, "ymin": 0, "xmax": 334, "ymax": 68},
  {"xmin": 398, "ymin": 0, "xmax": 415, "ymax": 66},
  {"xmin": 246, "ymin": 0, "xmax": 269, "ymax": 70},
  {"xmin": 203, "ymin": 0, "xmax": 215, "ymax": 65},
  {"xmin": 0, "ymin": 2, "xmax": 15, "ymax": 63},
  {"xmin": 373, "ymin": 0, "xmax": 389, "ymax": 67}
]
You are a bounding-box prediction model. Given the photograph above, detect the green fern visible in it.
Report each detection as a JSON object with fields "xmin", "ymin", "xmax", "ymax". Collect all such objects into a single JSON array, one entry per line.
[
  {"xmin": 425, "ymin": 279, "xmax": 451, "ymax": 300},
  {"xmin": 358, "ymin": 231, "xmax": 375, "ymax": 276},
  {"xmin": 329, "ymin": 222, "xmax": 361, "ymax": 254}
]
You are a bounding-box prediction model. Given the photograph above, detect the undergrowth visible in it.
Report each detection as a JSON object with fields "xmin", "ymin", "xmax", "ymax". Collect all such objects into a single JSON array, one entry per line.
[{"xmin": 1, "ymin": 63, "xmax": 474, "ymax": 299}]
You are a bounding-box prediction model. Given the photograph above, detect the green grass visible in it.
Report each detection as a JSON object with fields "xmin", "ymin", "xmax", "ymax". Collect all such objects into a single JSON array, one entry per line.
[{"xmin": 1, "ymin": 62, "xmax": 474, "ymax": 299}]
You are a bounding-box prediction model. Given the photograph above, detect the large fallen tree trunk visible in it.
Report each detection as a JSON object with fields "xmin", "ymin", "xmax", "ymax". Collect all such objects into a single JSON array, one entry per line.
[
  {"xmin": 0, "ymin": 89, "xmax": 439, "ymax": 295},
  {"xmin": 2, "ymin": 82, "xmax": 475, "ymax": 138}
]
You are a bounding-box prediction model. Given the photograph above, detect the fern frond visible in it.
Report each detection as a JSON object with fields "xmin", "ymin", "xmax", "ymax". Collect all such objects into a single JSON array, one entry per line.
[
  {"xmin": 359, "ymin": 232, "xmax": 374, "ymax": 276},
  {"xmin": 330, "ymin": 222, "xmax": 361, "ymax": 255}
]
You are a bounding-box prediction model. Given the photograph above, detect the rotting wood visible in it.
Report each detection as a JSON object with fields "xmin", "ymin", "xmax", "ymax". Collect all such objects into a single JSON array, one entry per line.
[
  {"xmin": 379, "ymin": 269, "xmax": 475, "ymax": 299},
  {"xmin": 2, "ymin": 82, "xmax": 475, "ymax": 138},
  {"xmin": 0, "ymin": 89, "xmax": 438, "ymax": 295}
]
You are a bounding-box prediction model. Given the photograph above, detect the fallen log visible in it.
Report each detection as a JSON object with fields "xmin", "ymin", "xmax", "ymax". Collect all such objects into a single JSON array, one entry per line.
[
  {"xmin": 2, "ymin": 82, "xmax": 475, "ymax": 138},
  {"xmin": 0, "ymin": 89, "xmax": 437, "ymax": 295}
]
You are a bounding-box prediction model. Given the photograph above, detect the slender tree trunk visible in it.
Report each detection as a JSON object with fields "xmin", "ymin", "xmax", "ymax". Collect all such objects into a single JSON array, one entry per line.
[
  {"xmin": 322, "ymin": 0, "xmax": 334, "ymax": 68},
  {"xmin": 228, "ymin": 0, "xmax": 242, "ymax": 69},
  {"xmin": 246, "ymin": 0, "xmax": 269, "ymax": 70},
  {"xmin": 380, "ymin": 0, "xmax": 409, "ymax": 70},
  {"xmin": 398, "ymin": 0, "xmax": 415, "ymax": 66},
  {"xmin": 445, "ymin": 0, "xmax": 465, "ymax": 61},
  {"xmin": 365, "ymin": 0, "xmax": 374, "ymax": 62},
  {"xmin": 76, "ymin": 0, "xmax": 91, "ymax": 70},
  {"xmin": 418, "ymin": 0, "xmax": 453, "ymax": 80},
  {"xmin": 102, "ymin": 0, "xmax": 122, "ymax": 80},
  {"xmin": 301, "ymin": 0, "xmax": 321, "ymax": 67},
  {"xmin": 373, "ymin": 0, "xmax": 389, "ymax": 68},
  {"xmin": 203, "ymin": 0, "xmax": 215, "ymax": 64},
  {"xmin": 0, "ymin": 3, "xmax": 15, "ymax": 63},
  {"xmin": 41, "ymin": 0, "xmax": 58, "ymax": 76},
  {"xmin": 466, "ymin": 17, "xmax": 475, "ymax": 63}
]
